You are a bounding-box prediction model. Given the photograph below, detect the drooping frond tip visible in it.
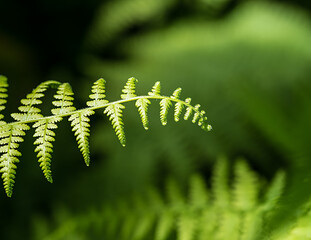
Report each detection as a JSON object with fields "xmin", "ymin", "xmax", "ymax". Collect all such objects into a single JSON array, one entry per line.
[{"xmin": 0, "ymin": 75, "xmax": 212, "ymax": 196}]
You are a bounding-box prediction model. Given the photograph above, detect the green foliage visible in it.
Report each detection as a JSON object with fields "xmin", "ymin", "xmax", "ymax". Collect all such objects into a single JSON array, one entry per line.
[
  {"xmin": 0, "ymin": 75, "xmax": 211, "ymax": 197},
  {"xmin": 33, "ymin": 158, "xmax": 285, "ymax": 240}
]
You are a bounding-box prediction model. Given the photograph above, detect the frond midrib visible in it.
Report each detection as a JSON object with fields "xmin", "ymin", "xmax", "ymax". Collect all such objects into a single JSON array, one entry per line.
[{"xmin": 5, "ymin": 95, "xmax": 209, "ymax": 127}]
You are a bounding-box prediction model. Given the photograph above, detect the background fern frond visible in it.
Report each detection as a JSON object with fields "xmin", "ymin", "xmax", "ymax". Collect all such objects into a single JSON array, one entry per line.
[
  {"xmin": 69, "ymin": 109, "xmax": 94, "ymax": 166},
  {"xmin": 86, "ymin": 78, "xmax": 109, "ymax": 107},
  {"xmin": 52, "ymin": 83, "xmax": 76, "ymax": 115},
  {"xmin": 0, "ymin": 75, "xmax": 8, "ymax": 125},
  {"xmin": 104, "ymin": 103, "xmax": 126, "ymax": 146},
  {"xmin": 11, "ymin": 80, "xmax": 60, "ymax": 121},
  {"xmin": 33, "ymin": 117, "xmax": 63, "ymax": 183},
  {"xmin": 135, "ymin": 98, "xmax": 150, "ymax": 130},
  {"xmin": 121, "ymin": 77, "xmax": 138, "ymax": 99},
  {"xmin": 35, "ymin": 158, "xmax": 285, "ymax": 240}
]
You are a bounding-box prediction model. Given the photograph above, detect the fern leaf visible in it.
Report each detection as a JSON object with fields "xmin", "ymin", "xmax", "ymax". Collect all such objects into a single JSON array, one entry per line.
[
  {"xmin": 0, "ymin": 123, "xmax": 29, "ymax": 197},
  {"xmin": 148, "ymin": 81, "xmax": 161, "ymax": 96},
  {"xmin": 33, "ymin": 117, "xmax": 62, "ymax": 182},
  {"xmin": 183, "ymin": 98, "xmax": 192, "ymax": 121},
  {"xmin": 11, "ymin": 81, "xmax": 60, "ymax": 121},
  {"xmin": 135, "ymin": 98, "xmax": 150, "ymax": 130},
  {"xmin": 69, "ymin": 109, "xmax": 94, "ymax": 166},
  {"xmin": 160, "ymin": 98, "xmax": 172, "ymax": 126},
  {"xmin": 51, "ymin": 83, "xmax": 76, "ymax": 115},
  {"xmin": 86, "ymin": 78, "xmax": 109, "ymax": 107},
  {"xmin": 0, "ymin": 75, "xmax": 8, "ymax": 125},
  {"xmin": 104, "ymin": 103, "xmax": 126, "ymax": 146},
  {"xmin": 233, "ymin": 160, "xmax": 259, "ymax": 211},
  {"xmin": 121, "ymin": 77, "xmax": 138, "ymax": 99}
]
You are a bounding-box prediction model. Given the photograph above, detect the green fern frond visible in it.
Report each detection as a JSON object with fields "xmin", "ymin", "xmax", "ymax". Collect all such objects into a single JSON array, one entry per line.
[
  {"xmin": 11, "ymin": 81, "xmax": 60, "ymax": 121},
  {"xmin": 148, "ymin": 81, "xmax": 161, "ymax": 96},
  {"xmin": 52, "ymin": 83, "xmax": 76, "ymax": 115},
  {"xmin": 69, "ymin": 109, "xmax": 94, "ymax": 166},
  {"xmin": 0, "ymin": 75, "xmax": 8, "ymax": 125},
  {"xmin": 33, "ymin": 117, "xmax": 62, "ymax": 182},
  {"xmin": 0, "ymin": 75, "xmax": 211, "ymax": 196},
  {"xmin": 121, "ymin": 77, "xmax": 138, "ymax": 99},
  {"xmin": 135, "ymin": 98, "xmax": 150, "ymax": 130},
  {"xmin": 104, "ymin": 103, "xmax": 126, "ymax": 146},
  {"xmin": 86, "ymin": 78, "xmax": 109, "ymax": 107},
  {"xmin": 39, "ymin": 158, "xmax": 285, "ymax": 240}
]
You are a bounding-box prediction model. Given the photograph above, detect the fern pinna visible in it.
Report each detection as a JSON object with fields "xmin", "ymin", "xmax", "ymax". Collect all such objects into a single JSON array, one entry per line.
[{"xmin": 0, "ymin": 75, "xmax": 211, "ymax": 197}]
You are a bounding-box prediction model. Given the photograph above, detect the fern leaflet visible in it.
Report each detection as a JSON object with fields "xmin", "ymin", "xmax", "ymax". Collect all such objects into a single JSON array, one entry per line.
[
  {"xmin": 69, "ymin": 109, "xmax": 94, "ymax": 166},
  {"xmin": 33, "ymin": 117, "xmax": 62, "ymax": 182},
  {"xmin": 104, "ymin": 103, "xmax": 126, "ymax": 146},
  {"xmin": 121, "ymin": 77, "xmax": 137, "ymax": 99},
  {"xmin": 86, "ymin": 78, "xmax": 109, "ymax": 107},
  {"xmin": 135, "ymin": 98, "xmax": 150, "ymax": 130}
]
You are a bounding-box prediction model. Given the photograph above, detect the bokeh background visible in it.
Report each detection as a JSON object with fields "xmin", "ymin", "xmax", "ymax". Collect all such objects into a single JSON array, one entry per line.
[{"xmin": 1, "ymin": 0, "xmax": 311, "ymax": 239}]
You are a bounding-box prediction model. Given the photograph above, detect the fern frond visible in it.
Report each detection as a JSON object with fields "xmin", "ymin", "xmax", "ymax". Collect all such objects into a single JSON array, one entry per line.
[
  {"xmin": 0, "ymin": 123, "xmax": 29, "ymax": 197},
  {"xmin": 135, "ymin": 98, "xmax": 150, "ymax": 130},
  {"xmin": 121, "ymin": 77, "xmax": 138, "ymax": 99},
  {"xmin": 86, "ymin": 78, "xmax": 109, "ymax": 107},
  {"xmin": 160, "ymin": 98, "xmax": 172, "ymax": 126},
  {"xmin": 148, "ymin": 81, "xmax": 161, "ymax": 96},
  {"xmin": 69, "ymin": 109, "xmax": 94, "ymax": 166},
  {"xmin": 33, "ymin": 117, "xmax": 62, "ymax": 182},
  {"xmin": 36, "ymin": 157, "xmax": 286, "ymax": 240},
  {"xmin": 104, "ymin": 103, "xmax": 126, "ymax": 146},
  {"xmin": 0, "ymin": 76, "xmax": 212, "ymax": 196},
  {"xmin": 0, "ymin": 75, "xmax": 8, "ymax": 125},
  {"xmin": 51, "ymin": 83, "xmax": 76, "ymax": 115},
  {"xmin": 11, "ymin": 81, "xmax": 60, "ymax": 121}
]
